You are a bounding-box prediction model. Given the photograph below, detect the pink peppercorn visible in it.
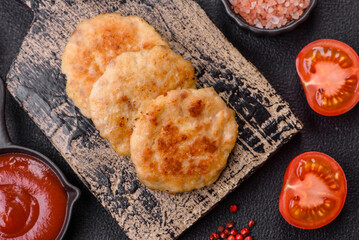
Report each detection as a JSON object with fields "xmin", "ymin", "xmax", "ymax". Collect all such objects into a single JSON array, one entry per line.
[
  {"xmin": 248, "ymin": 220, "xmax": 255, "ymax": 228},
  {"xmin": 226, "ymin": 221, "xmax": 234, "ymax": 228},
  {"xmin": 229, "ymin": 204, "xmax": 238, "ymax": 213},
  {"xmin": 210, "ymin": 232, "xmax": 219, "ymax": 240},
  {"xmin": 228, "ymin": 235, "xmax": 236, "ymax": 240},
  {"xmin": 235, "ymin": 234, "xmax": 244, "ymax": 240},
  {"xmin": 230, "ymin": 229, "xmax": 238, "ymax": 235},
  {"xmin": 240, "ymin": 228, "xmax": 249, "ymax": 237},
  {"xmin": 220, "ymin": 232, "xmax": 227, "ymax": 239}
]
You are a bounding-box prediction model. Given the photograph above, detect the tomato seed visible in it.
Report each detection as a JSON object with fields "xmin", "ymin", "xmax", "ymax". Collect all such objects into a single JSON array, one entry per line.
[
  {"xmin": 248, "ymin": 220, "xmax": 255, "ymax": 228},
  {"xmin": 244, "ymin": 236, "xmax": 253, "ymax": 240},
  {"xmin": 240, "ymin": 228, "xmax": 249, "ymax": 237},
  {"xmin": 230, "ymin": 229, "xmax": 238, "ymax": 235},
  {"xmin": 229, "ymin": 204, "xmax": 238, "ymax": 213},
  {"xmin": 217, "ymin": 225, "xmax": 225, "ymax": 233},
  {"xmin": 235, "ymin": 234, "xmax": 244, "ymax": 240},
  {"xmin": 226, "ymin": 221, "xmax": 234, "ymax": 228}
]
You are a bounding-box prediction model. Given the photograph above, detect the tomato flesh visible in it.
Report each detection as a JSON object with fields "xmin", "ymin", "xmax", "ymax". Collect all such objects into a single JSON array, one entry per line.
[
  {"xmin": 279, "ymin": 152, "xmax": 347, "ymax": 229},
  {"xmin": 297, "ymin": 39, "xmax": 359, "ymax": 116}
]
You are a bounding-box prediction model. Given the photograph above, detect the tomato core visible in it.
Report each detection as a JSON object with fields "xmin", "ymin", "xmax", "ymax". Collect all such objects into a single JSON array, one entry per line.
[
  {"xmin": 286, "ymin": 173, "xmax": 335, "ymax": 207},
  {"xmin": 0, "ymin": 153, "xmax": 68, "ymax": 239}
]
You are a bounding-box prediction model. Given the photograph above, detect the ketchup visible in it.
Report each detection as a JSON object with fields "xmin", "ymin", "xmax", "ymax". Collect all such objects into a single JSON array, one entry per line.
[{"xmin": 0, "ymin": 153, "xmax": 67, "ymax": 239}]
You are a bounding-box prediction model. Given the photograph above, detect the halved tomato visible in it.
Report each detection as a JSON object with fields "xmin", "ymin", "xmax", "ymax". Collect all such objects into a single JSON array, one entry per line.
[
  {"xmin": 296, "ymin": 39, "xmax": 359, "ymax": 116},
  {"xmin": 279, "ymin": 152, "xmax": 347, "ymax": 229}
]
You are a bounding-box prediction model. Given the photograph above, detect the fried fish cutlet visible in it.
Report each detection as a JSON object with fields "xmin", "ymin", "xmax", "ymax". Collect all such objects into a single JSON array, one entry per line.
[
  {"xmin": 89, "ymin": 45, "xmax": 197, "ymax": 157},
  {"xmin": 62, "ymin": 13, "xmax": 169, "ymax": 117},
  {"xmin": 130, "ymin": 88, "xmax": 238, "ymax": 193}
]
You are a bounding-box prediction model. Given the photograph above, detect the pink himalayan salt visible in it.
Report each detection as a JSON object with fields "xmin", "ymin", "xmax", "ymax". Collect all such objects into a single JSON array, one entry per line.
[{"xmin": 231, "ymin": 0, "xmax": 311, "ymax": 29}]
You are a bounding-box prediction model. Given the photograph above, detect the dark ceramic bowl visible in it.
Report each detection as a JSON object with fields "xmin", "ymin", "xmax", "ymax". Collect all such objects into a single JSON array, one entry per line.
[
  {"xmin": 220, "ymin": 0, "xmax": 318, "ymax": 35},
  {"xmin": 0, "ymin": 78, "xmax": 80, "ymax": 240}
]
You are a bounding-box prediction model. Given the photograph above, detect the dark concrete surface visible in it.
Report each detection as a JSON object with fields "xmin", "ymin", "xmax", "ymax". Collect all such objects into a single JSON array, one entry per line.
[{"xmin": 0, "ymin": 0, "xmax": 358, "ymax": 239}]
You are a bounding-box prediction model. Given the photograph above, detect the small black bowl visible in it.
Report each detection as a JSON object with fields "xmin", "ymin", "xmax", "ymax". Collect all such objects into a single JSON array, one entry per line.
[
  {"xmin": 0, "ymin": 78, "xmax": 80, "ymax": 240},
  {"xmin": 220, "ymin": 0, "xmax": 318, "ymax": 35}
]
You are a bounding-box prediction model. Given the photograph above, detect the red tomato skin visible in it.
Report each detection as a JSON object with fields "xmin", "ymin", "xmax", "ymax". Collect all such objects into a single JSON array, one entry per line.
[
  {"xmin": 279, "ymin": 152, "xmax": 347, "ymax": 229},
  {"xmin": 296, "ymin": 39, "xmax": 359, "ymax": 116}
]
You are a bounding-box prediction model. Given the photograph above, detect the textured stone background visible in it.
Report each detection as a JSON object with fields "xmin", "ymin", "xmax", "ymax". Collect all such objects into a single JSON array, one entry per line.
[{"xmin": 0, "ymin": 0, "xmax": 358, "ymax": 239}]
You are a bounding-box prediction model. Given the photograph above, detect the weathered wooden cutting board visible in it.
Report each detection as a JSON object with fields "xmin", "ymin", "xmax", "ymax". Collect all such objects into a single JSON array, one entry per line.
[{"xmin": 7, "ymin": 0, "xmax": 302, "ymax": 239}]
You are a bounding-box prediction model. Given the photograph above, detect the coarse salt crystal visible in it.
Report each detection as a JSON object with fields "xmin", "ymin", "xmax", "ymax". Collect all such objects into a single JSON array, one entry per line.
[
  {"xmin": 267, "ymin": 0, "xmax": 276, "ymax": 7},
  {"xmin": 251, "ymin": 1, "xmax": 257, "ymax": 9},
  {"xmin": 265, "ymin": 22, "xmax": 272, "ymax": 29},
  {"xmin": 256, "ymin": 22, "xmax": 264, "ymax": 28},
  {"xmin": 291, "ymin": 10, "xmax": 300, "ymax": 19},
  {"xmin": 230, "ymin": 0, "xmax": 311, "ymax": 29},
  {"xmin": 271, "ymin": 15, "xmax": 280, "ymax": 24}
]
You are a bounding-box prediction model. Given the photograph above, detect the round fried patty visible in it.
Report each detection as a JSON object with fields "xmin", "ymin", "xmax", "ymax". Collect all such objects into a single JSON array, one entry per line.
[
  {"xmin": 130, "ymin": 88, "xmax": 238, "ymax": 193},
  {"xmin": 89, "ymin": 45, "xmax": 196, "ymax": 156},
  {"xmin": 62, "ymin": 13, "xmax": 168, "ymax": 117}
]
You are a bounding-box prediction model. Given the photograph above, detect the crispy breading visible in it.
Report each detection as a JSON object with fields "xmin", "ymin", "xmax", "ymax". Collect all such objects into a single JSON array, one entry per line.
[
  {"xmin": 62, "ymin": 13, "xmax": 168, "ymax": 117},
  {"xmin": 130, "ymin": 88, "xmax": 238, "ymax": 193},
  {"xmin": 89, "ymin": 46, "xmax": 197, "ymax": 156}
]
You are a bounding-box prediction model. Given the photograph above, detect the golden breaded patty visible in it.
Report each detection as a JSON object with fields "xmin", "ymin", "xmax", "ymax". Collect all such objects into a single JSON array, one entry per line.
[
  {"xmin": 89, "ymin": 45, "xmax": 196, "ymax": 156},
  {"xmin": 130, "ymin": 88, "xmax": 238, "ymax": 193},
  {"xmin": 62, "ymin": 13, "xmax": 168, "ymax": 117}
]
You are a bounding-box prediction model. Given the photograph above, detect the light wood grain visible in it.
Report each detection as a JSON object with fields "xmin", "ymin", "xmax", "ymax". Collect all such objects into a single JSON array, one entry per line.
[{"xmin": 7, "ymin": 0, "xmax": 302, "ymax": 239}]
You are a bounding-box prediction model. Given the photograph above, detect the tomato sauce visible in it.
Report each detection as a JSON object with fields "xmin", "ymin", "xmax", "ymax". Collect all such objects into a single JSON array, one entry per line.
[{"xmin": 0, "ymin": 153, "xmax": 67, "ymax": 239}]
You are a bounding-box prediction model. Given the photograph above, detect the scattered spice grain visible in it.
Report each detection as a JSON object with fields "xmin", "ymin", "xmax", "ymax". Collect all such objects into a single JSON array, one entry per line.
[
  {"xmin": 230, "ymin": 204, "xmax": 238, "ymax": 213},
  {"xmin": 236, "ymin": 234, "xmax": 244, "ymax": 240},
  {"xmin": 240, "ymin": 228, "xmax": 250, "ymax": 237},
  {"xmin": 248, "ymin": 219, "xmax": 255, "ymax": 228}
]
